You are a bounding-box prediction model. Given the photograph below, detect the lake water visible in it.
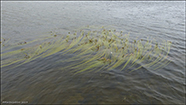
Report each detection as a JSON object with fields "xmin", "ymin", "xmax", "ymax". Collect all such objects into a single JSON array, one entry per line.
[{"xmin": 1, "ymin": 1, "xmax": 185, "ymax": 104}]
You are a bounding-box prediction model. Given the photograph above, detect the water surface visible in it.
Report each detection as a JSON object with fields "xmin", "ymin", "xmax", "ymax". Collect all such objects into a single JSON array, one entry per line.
[{"xmin": 1, "ymin": 1, "xmax": 185, "ymax": 104}]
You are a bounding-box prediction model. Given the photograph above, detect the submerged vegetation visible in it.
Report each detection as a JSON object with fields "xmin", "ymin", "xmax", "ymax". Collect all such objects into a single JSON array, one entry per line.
[{"xmin": 1, "ymin": 26, "xmax": 172, "ymax": 74}]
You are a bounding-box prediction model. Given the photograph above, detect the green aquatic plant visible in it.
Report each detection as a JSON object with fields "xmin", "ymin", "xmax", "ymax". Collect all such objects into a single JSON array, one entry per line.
[{"xmin": 1, "ymin": 26, "xmax": 172, "ymax": 74}]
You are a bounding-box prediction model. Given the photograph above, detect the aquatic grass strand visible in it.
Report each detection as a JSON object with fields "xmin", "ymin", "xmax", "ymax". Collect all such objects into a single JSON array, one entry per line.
[{"xmin": 1, "ymin": 26, "xmax": 172, "ymax": 74}]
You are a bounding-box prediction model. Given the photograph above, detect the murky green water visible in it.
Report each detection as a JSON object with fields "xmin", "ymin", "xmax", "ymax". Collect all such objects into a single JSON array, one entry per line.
[{"xmin": 1, "ymin": 1, "xmax": 185, "ymax": 104}]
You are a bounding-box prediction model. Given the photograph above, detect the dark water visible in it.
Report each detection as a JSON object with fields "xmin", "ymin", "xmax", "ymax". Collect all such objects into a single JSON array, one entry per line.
[{"xmin": 1, "ymin": 1, "xmax": 185, "ymax": 104}]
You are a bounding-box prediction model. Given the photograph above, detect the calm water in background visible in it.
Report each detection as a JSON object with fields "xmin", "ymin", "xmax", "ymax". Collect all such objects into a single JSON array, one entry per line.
[{"xmin": 1, "ymin": 1, "xmax": 185, "ymax": 104}]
